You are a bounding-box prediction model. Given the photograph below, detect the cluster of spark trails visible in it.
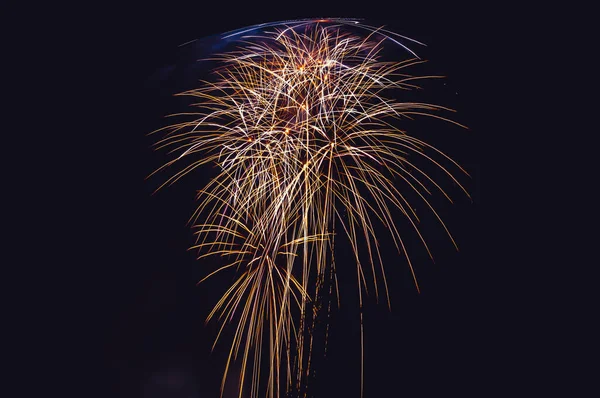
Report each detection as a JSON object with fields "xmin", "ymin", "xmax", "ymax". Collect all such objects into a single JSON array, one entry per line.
[{"xmin": 150, "ymin": 18, "xmax": 470, "ymax": 398}]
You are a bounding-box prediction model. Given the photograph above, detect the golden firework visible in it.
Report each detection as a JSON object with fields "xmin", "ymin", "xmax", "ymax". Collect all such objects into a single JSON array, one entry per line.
[{"xmin": 150, "ymin": 18, "xmax": 470, "ymax": 398}]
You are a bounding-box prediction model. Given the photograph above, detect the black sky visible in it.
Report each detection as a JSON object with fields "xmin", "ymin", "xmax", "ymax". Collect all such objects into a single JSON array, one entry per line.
[{"xmin": 77, "ymin": 3, "xmax": 507, "ymax": 397}]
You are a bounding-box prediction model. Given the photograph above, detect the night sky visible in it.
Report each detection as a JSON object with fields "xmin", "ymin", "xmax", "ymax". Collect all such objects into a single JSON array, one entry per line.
[{"xmin": 84, "ymin": 3, "xmax": 502, "ymax": 397}]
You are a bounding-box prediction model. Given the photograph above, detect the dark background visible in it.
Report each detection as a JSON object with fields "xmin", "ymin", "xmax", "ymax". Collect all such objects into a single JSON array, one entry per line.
[{"xmin": 77, "ymin": 3, "xmax": 509, "ymax": 397}]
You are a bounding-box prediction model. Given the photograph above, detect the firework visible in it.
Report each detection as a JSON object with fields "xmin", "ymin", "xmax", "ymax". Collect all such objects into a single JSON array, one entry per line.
[{"xmin": 150, "ymin": 18, "xmax": 470, "ymax": 398}]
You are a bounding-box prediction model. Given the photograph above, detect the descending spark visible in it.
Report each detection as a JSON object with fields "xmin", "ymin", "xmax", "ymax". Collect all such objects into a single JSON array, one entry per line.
[{"xmin": 150, "ymin": 18, "xmax": 469, "ymax": 398}]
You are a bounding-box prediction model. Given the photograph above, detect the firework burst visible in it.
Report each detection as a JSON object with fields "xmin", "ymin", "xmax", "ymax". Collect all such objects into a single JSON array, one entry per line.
[{"xmin": 150, "ymin": 18, "xmax": 470, "ymax": 398}]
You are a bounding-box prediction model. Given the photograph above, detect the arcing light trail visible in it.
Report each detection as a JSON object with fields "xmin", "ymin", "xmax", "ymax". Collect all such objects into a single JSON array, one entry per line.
[{"xmin": 150, "ymin": 18, "xmax": 470, "ymax": 398}]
